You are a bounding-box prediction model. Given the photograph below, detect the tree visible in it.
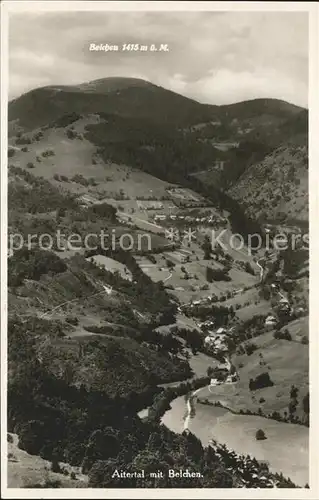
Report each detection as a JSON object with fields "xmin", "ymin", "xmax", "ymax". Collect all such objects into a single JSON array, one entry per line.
[
  {"xmin": 303, "ymin": 392, "xmax": 309, "ymax": 415},
  {"xmin": 202, "ymin": 235, "xmax": 212, "ymax": 260},
  {"xmin": 255, "ymin": 429, "xmax": 267, "ymax": 440},
  {"xmin": 89, "ymin": 458, "xmax": 124, "ymax": 487}
]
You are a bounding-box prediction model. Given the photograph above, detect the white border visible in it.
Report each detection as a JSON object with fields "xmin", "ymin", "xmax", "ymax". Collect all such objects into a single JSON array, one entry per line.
[{"xmin": 1, "ymin": 2, "xmax": 318, "ymax": 499}]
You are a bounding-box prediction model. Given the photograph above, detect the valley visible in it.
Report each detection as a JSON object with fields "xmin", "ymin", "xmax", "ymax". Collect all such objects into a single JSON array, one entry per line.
[{"xmin": 6, "ymin": 77, "xmax": 309, "ymax": 489}]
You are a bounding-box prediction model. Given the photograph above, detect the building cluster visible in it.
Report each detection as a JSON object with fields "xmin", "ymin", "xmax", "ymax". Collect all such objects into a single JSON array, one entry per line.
[{"xmin": 204, "ymin": 326, "xmax": 235, "ymax": 353}]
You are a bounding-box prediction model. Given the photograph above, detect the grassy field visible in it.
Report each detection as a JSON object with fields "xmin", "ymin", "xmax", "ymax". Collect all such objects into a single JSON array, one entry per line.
[{"xmin": 87, "ymin": 255, "xmax": 132, "ymax": 281}]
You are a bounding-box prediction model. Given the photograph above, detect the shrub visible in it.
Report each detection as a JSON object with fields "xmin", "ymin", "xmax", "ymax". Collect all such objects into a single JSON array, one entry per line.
[
  {"xmin": 70, "ymin": 471, "xmax": 76, "ymax": 480},
  {"xmin": 27, "ymin": 162, "xmax": 35, "ymax": 169},
  {"xmin": 166, "ymin": 259, "xmax": 175, "ymax": 269},
  {"xmin": 301, "ymin": 336, "xmax": 309, "ymax": 345},
  {"xmin": 21, "ymin": 146, "xmax": 28, "ymax": 152},
  {"xmin": 66, "ymin": 316, "xmax": 79, "ymax": 326},
  {"xmin": 206, "ymin": 266, "xmax": 231, "ymax": 282},
  {"xmin": 8, "ymin": 148, "xmax": 15, "ymax": 158},
  {"xmin": 255, "ymin": 429, "xmax": 267, "ymax": 440},
  {"xmin": 7, "ymin": 433, "xmax": 13, "ymax": 443}
]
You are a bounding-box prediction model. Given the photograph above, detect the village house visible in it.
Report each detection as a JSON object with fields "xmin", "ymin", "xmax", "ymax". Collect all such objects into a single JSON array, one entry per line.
[{"xmin": 154, "ymin": 214, "xmax": 167, "ymax": 221}]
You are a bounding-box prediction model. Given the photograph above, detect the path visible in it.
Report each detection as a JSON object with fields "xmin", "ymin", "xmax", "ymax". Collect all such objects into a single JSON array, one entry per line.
[{"xmin": 163, "ymin": 272, "xmax": 172, "ymax": 283}]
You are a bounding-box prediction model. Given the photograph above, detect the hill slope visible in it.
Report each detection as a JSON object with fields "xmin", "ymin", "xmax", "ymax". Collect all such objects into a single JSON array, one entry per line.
[
  {"xmin": 227, "ymin": 142, "xmax": 308, "ymax": 223},
  {"xmin": 9, "ymin": 77, "xmax": 304, "ymax": 134}
]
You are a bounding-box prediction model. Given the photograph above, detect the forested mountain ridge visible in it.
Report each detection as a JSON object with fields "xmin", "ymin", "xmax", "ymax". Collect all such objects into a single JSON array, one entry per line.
[{"xmin": 7, "ymin": 77, "xmax": 308, "ymax": 489}]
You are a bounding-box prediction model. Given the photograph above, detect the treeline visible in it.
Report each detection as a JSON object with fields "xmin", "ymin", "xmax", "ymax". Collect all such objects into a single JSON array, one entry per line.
[
  {"xmin": 8, "ymin": 318, "xmax": 152, "ymax": 465},
  {"xmin": 183, "ymin": 303, "xmax": 234, "ymax": 326},
  {"xmin": 85, "ymin": 112, "xmax": 222, "ymax": 185},
  {"xmin": 49, "ymin": 112, "xmax": 82, "ymax": 128},
  {"xmin": 206, "ymin": 266, "xmax": 231, "ymax": 282},
  {"xmin": 8, "ymin": 317, "xmax": 297, "ymax": 488}
]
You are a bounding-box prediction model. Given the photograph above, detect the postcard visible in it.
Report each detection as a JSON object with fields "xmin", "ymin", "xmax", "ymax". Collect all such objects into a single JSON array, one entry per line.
[{"xmin": 1, "ymin": 1, "xmax": 318, "ymax": 498}]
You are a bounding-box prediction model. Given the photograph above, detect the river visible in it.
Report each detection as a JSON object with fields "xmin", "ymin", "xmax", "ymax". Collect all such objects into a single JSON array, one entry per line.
[{"xmin": 160, "ymin": 387, "xmax": 309, "ymax": 487}]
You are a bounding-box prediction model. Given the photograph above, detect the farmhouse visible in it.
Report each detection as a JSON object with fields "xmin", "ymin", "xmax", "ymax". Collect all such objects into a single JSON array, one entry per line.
[{"xmin": 265, "ymin": 315, "xmax": 277, "ymax": 330}]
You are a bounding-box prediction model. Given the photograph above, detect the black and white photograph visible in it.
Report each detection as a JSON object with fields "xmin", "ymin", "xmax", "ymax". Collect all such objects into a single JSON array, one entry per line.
[{"xmin": 1, "ymin": 1, "xmax": 318, "ymax": 497}]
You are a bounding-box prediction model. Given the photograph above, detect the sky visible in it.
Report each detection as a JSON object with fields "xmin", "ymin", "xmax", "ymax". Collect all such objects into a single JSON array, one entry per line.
[{"xmin": 8, "ymin": 10, "xmax": 308, "ymax": 107}]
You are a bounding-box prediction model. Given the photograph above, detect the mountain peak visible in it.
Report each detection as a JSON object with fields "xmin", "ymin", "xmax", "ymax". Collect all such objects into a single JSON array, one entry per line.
[{"xmin": 74, "ymin": 76, "xmax": 155, "ymax": 94}]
